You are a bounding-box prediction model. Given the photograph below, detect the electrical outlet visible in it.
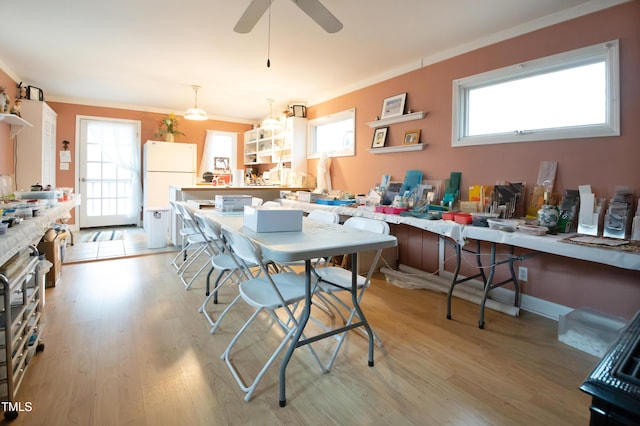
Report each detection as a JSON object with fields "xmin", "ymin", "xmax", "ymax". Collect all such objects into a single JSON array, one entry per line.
[{"xmin": 518, "ymin": 266, "xmax": 528, "ymax": 282}]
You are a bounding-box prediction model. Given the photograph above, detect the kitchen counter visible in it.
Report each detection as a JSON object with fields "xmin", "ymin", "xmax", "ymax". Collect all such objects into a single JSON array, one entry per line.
[{"xmin": 0, "ymin": 198, "xmax": 76, "ymax": 266}]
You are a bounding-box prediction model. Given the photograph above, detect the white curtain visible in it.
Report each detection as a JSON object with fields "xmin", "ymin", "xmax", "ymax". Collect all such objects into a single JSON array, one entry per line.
[{"xmin": 86, "ymin": 120, "xmax": 142, "ymax": 222}]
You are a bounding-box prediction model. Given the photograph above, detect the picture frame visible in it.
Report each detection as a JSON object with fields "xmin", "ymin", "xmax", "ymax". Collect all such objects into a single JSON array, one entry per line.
[
  {"xmin": 371, "ymin": 127, "xmax": 388, "ymax": 148},
  {"xmin": 402, "ymin": 129, "xmax": 421, "ymax": 145},
  {"xmin": 214, "ymin": 156, "xmax": 230, "ymax": 171},
  {"xmin": 380, "ymin": 92, "xmax": 407, "ymax": 119}
]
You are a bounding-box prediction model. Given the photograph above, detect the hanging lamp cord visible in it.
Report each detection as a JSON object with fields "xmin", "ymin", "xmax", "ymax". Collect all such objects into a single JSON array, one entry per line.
[{"xmin": 267, "ymin": 0, "xmax": 272, "ymax": 68}]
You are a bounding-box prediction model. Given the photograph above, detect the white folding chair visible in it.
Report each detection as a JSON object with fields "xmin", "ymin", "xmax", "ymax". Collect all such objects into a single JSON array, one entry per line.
[
  {"xmin": 195, "ymin": 213, "xmax": 254, "ymax": 333},
  {"xmin": 220, "ymin": 225, "xmax": 324, "ymax": 402},
  {"xmin": 169, "ymin": 200, "xmax": 199, "ymax": 270},
  {"xmin": 311, "ymin": 216, "xmax": 390, "ymax": 369},
  {"xmin": 175, "ymin": 202, "xmax": 217, "ymax": 289}
]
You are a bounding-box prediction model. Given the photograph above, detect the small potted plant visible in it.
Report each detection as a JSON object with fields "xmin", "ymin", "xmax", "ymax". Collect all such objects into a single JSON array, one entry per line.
[{"xmin": 155, "ymin": 112, "xmax": 184, "ymax": 142}]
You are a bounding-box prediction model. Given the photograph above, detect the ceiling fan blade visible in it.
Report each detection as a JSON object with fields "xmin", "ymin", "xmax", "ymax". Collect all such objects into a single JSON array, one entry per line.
[
  {"xmin": 293, "ymin": 0, "xmax": 343, "ymax": 33},
  {"xmin": 234, "ymin": 0, "xmax": 272, "ymax": 33}
]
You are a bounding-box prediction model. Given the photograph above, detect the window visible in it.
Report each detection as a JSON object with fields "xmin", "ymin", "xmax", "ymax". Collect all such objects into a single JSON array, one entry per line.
[
  {"xmin": 452, "ymin": 40, "xmax": 619, "ymax": 147},
  {"xmin": 307, "ymin": 108, "xmax": 355, "ymax": 158},
  {"xmin": 199, "ymin": 130, "xmax": 237, "ymax": 178}
]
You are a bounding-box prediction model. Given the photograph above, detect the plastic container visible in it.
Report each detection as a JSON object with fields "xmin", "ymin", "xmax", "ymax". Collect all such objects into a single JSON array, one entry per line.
[
  {"xmin": 471, "ymin": 212, "xmax": 499, "ymax": 227},
  {"xmin": 454, "ymin": 213, "xmax": 472, "ymax": 224},
  {"xmin": 441, "ymin": 212, "xmax": 456, "ymax": 221},
  {"xmin": 383, "ymin": 207, "xmax": 408, "ymax": 215},
  {"xmin": 487, "ymin": 218, "xmax": 524, "ymax": 232},
  {"xmin": 558, "ymin": 307, "xmax": 628, "ymax": 357},
  {"xmin": 516, "ymin": 224, "xmax": 549, "ymax": 236},
  {"xmin": 145, "ymin": 209, "xmax": 169, "ymax": 248}
]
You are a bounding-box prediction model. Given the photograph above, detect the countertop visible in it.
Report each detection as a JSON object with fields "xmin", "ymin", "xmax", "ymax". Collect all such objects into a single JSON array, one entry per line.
[{"xmin": 0, "ymin": 198, "xmax": 76, "ymax": 266}]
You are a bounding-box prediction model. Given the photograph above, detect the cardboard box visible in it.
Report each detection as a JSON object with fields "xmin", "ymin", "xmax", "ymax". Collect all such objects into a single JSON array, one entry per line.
[
  {"xmin": 37, "ymin": 231, "xmax": 67, "ymax": 288},
  {"xmin": 215, "ymin": 195, "xmax": 252, "ymax": 212},
  {"xmin": 243, "ymin": 206, "xmax": 303, "ymax": 232}
]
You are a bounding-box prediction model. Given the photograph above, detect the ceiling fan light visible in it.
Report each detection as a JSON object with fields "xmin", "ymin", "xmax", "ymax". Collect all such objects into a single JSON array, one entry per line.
[{"xmin": 184, "ymin": 85, "xmax": 208, "ymax": 120}]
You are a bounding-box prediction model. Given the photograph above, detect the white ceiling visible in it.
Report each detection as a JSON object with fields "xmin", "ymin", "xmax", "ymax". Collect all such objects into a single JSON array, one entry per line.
[{"xmin": 0, "ymin": 0, "xmax": 625, "ymax": 123}]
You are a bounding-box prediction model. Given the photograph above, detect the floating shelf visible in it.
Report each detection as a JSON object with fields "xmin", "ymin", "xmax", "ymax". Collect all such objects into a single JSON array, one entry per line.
[
  {"xmin": 368, "ymin": 144, "xmax": 426, "ymax": 154},
  {"xmin": 0, "ymin": 113, "xmax": 32, "ymax": 138},
  {"xmin": 366, "ymin": 111, "xmax": 426, "ymax": 128}
]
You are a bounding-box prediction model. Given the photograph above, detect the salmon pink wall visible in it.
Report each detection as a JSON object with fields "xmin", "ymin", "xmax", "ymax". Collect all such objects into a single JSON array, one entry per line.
[
  {"xmin": 307, "ymin": 2, "xmax": 640, "ymax": 201},
  {"xmin": 306, "ymin": 2, "xmax": 640, "ymax": 319}
]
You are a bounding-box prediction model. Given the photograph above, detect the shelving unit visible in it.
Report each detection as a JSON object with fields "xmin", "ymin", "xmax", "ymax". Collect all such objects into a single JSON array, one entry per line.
[
  {"xmin": 243, "ymin": 125, "xmax": 285, "ymax": 165},
  {"xmin": 0, "ymin": 114, "xmax": 32, "ymax": 139},
  {"xmin": 366, "ymin": 111, "xmax": 426, "ymax": 128},
  {"xmin": 243, "ymin": 117, "xmax": 307, "ymax": 173},
  {"xmin": 0, "ymin": 245, "xmax": 44, "ymax": 421},
  {"xmin": 368, "ymin": 144, "xmax": 426, "ymax": 154}
]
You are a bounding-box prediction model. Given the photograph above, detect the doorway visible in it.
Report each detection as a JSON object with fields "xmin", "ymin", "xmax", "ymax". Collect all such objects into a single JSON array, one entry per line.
[{"xmin": 77, "ymin": 117, "xmax": 142, "ymax": 228}]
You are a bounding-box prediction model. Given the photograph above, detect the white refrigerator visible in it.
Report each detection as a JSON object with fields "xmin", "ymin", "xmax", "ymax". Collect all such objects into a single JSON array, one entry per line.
[{"xmin": 143, "ymin": 141, "xmax": 197, "ymax": 235}]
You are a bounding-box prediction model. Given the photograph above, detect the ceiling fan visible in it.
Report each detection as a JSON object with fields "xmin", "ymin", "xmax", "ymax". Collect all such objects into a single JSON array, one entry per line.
[{"xmin": 234, "ymin": 0, "xmax": 343, "ymax": 34}]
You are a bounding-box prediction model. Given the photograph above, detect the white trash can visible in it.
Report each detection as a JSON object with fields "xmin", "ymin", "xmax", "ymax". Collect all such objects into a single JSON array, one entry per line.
[{"xmin": 146, "ymin": 209, "xmax": 170, "ymax": 248}]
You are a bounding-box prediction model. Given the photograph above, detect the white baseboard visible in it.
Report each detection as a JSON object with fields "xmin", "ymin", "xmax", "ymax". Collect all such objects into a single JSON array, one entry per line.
[{"xmin": 392, "ymin": 264, "xmax": 572, "ymax": 321}]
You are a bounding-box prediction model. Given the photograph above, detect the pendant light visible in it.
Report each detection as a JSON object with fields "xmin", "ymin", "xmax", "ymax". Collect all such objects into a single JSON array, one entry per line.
[
  {"xmin": 184, "ymin": 85, "xmax": 207, "ymax": 120},
  {"xmin": 261, "ymin": 98, "xmax": 279, "ymax": 129}
]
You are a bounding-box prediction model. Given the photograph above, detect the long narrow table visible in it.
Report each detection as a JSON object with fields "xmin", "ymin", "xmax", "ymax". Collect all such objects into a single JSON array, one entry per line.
[
  {"xmin": 280, "ymin": 199, "xmax": 640, "ymax": 327},
  {"xmin": 202, "ymin": 210, "xmax": 398, "ymax": 406}
]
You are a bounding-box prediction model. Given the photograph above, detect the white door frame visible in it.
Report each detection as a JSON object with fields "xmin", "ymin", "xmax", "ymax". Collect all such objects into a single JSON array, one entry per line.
[{"xmin": 74, "ymin": 115, "xmax": 142, "ymax": 228}]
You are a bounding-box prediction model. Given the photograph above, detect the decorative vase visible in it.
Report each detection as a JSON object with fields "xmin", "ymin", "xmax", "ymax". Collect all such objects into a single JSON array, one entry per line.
[
  {"xmin": 165, "ymin": 133, "xmax": 174, "ymax": 142},
  {"xmin": 537, "ymin": 204, "xmax": 559, "ymax": 234}
]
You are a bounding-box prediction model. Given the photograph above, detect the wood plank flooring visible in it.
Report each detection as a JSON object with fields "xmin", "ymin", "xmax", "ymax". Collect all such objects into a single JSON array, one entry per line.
[{"xmin": 10, "ymin": 252, "xmax": 598, "ymax": 425}]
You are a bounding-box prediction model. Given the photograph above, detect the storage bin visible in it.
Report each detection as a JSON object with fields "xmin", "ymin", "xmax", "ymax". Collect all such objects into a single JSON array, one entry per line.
[
  {"xmin": 558, "ymin": 307, "xmax": 628, "ymax": 357},
  {"xmin": 297, "ymin": 191, "xmax": 320, "ymax": 203},
  {"xmin": 145, "ymin": 209, "xmax": 169, "ymax": 248},
  {"xmin": 243, "ymin": 206, "xmax": 303, "ymax": 232}
]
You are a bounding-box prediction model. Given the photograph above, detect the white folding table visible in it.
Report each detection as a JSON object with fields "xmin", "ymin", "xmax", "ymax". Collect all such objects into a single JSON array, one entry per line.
[{"xmin": 203, "ymin": 211, "xmax": 398, "ymax": 406}]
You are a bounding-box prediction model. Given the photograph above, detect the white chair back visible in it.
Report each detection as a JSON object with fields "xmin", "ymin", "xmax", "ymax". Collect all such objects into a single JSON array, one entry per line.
[
  {"xmin": 343, "ymin": 216, "xmax": 390, "ymax": 235},
  {"xmin": 308, "ymin": 209, "xmax": 340, "ymax": 224}
]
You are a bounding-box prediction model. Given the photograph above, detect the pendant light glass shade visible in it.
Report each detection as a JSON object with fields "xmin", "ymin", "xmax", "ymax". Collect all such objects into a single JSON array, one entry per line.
[
  {"xmin": 261, "ymin": 98, "xmax": 279, "ymax": 129},
  {"xmin": 184, "ymin": 85, "xmax": 208, "ymax": 120}
]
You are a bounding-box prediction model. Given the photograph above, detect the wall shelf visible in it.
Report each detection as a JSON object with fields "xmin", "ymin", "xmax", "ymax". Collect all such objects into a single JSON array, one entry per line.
[
  {"xmin": 366, "ymin": 111, "xmax": 426, "ymax": 128},
  {"xmin": 0, "ymin": 113, "xmax": 32, "ymax": 138},
  {"xmin": 368, "ymin": 143, "xmax": 426, "ymax": 154}
]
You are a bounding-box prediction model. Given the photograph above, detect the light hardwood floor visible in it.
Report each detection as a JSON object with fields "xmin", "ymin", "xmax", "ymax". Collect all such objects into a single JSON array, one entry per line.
[{"xmin": 11, "ymin": 252, "xmax": 597, "ymax": 425}]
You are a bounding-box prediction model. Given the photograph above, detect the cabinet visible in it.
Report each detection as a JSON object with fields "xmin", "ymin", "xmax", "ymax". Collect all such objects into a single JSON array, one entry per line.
[
  {"xmin": 0, "ymin": 246, "xmax": 44, "ymax": 420},
  {"xmin": 15, "ymin": 100, "xmax": 57, "ymax": 191},
  {"xmin": 243, "ymin": 117, "xmax": 307, "ymax": 174}
]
